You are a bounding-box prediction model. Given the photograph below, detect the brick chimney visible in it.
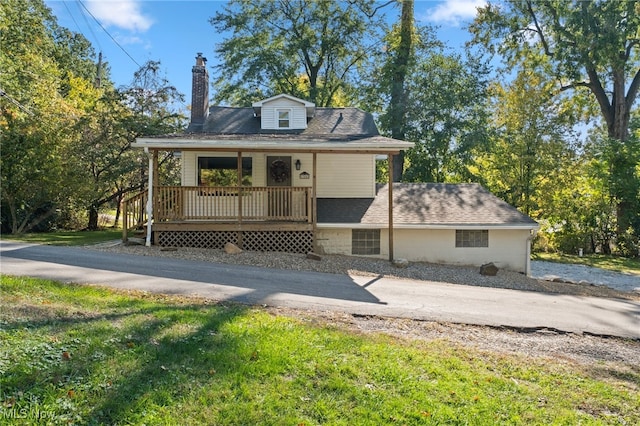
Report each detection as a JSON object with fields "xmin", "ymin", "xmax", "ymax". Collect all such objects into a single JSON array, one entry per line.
[{"xmin": 189, "ymin": 52, "xmax": 209, "ymax": 131}]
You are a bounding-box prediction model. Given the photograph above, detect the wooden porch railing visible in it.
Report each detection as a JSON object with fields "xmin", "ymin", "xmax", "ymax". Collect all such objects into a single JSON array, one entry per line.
[
  {"xmin": 155, "ymin": 186, "xmax": 312, "ymax": 222},
  {"xmin": 122, "ymin": 186, "xmax": 312, "ymax": 242},
  {"xmin": 121, "ymin": 190, "xmax": 147, "ymax": 243}
]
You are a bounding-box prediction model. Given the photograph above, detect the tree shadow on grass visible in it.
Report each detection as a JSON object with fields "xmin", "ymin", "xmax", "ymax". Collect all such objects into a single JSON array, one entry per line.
[{"xmin": 0, "ymin": 282, "xmax": 259, "ymax": 424}]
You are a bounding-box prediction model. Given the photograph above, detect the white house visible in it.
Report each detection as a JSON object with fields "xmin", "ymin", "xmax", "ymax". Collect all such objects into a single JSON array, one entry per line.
[{"xmin": 127, "ymin": 53, "xmax": 538, "ymax": 274}]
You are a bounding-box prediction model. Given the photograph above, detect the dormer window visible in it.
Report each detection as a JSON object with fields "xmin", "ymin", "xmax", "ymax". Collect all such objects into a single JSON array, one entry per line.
[
  {"xmin": 252, "ymin": 94, "xmax": 315, "ymax": 130},
  {"xmin": 277, "ymin": 109, "xmax": 291, "ymax": 128}
]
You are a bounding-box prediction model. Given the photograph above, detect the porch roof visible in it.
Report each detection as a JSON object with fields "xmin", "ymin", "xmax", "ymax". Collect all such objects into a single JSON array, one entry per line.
[{"xmin": 133, "ymin": 134, "xmax": 414, "ymax": 153}]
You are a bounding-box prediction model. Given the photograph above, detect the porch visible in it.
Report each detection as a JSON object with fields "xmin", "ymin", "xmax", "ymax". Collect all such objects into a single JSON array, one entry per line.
[{"xmin": 122, "ymin": 185, "xmax": 315, "ymax": 253}]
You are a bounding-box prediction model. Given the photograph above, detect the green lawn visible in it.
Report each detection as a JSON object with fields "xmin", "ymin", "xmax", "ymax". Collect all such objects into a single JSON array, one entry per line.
[
  {"xmin": 1, "ymin": 229, "xmax": 122, "ymax": 246},
  {"xmin": 533, "ymin": 252, "xmax": 640, "ymax": 275},
  {"xmin": 1, "ymin": 275, "xmax": 638, "ymax": 425}
]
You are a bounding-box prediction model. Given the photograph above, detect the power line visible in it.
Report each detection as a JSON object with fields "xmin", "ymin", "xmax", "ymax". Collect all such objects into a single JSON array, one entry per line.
[
  {"xmin": 0, "ymin": 88, "xmax": 35, "ymax": 116},
  {"xmin": 77, "ymin": 0, "xmax": 141, "ymax": 69},
  {"xmin": 66, "ymin": 0, "xmax": 102, "ymax": 52}
]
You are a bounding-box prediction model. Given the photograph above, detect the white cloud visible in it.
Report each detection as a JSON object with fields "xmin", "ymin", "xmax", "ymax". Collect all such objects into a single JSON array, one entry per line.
[
  {"xmin": 114, "ymin": 34, "xmax": 143, "ymax": 46},
  {"xmin": 423, "ymin": 0, "xmax": 486, "ymax": 26},
  {"xmin": 86, "ymin": 0, "xmax": 153, "ymax": 32}
]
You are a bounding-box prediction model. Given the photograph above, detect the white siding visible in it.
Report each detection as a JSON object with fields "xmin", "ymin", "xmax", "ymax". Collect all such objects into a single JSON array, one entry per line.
[
  {"xmin": 317, "ymin": 154, "xmax": 376, "ymax": 197},
  {"xmin": 184, "ymin": 152, "xmax": 375, "ymax": 196},
  {"xmin": 260, "ymin": 98, "xmax": 307, "ymax": 130},
  {"xmin": 290, "ymin": 153, "xmax": 312, "ymax": 187},
  {"xmin": 317, "ymin": 227, "xmax": 532, "ymax": 273},
  {"xmin": 393, "ymin": 228, "xmax": 531, "ymax": 273},
  {"xmin": 181, "ymin": 151, "xmax": 197, "ymax": 185}
]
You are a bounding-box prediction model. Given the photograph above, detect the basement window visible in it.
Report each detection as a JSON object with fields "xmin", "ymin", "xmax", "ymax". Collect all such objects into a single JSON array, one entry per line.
[
  {"xmin": 455, "ymin": 230, "xmax": 488, "ymax": 248},
  {"xmin": 198, "ymin": 157, "xmax": 252, "ymax": 188},
  {"xmin": 352, "ymin": 229, "xmax": 380, "ymax": 255}
]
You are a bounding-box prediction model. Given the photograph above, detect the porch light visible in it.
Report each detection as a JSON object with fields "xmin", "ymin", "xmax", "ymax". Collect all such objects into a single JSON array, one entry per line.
[{"xmin": 295, "ymin": 159, "xmax": 302, "ymax": 170}]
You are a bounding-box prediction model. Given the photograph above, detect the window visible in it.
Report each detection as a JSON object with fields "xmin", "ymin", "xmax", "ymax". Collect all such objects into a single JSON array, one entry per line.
[
  {"xmin": 277, "ymin": 109, "xmax": 290, "ymax": 128},
  {"xmin": 198, "ymin": 157, "xmax": 252, "ymax": 187},
  {"xmin": 352, "ymin": 229, "xmax": 380, "ymax": 255},
  {"xmin": 455, "ymin": 230, "xmax": 488, "ymax": 248}
]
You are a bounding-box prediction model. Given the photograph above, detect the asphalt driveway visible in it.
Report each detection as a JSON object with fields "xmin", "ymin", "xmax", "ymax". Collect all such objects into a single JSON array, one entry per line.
[{"xmin": 1, "ymin": 241, "xmax": 638, "ymax": 338}]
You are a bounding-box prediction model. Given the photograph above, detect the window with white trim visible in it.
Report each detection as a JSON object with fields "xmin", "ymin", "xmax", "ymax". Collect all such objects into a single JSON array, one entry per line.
[
  {"xmin": 455, "ymin": 230, "xmax": 488, "ymax": 248},
  {"xmin": 277, "ymin": 109, "xmax": 291, "ymax": 128},
  {"xmin": 352, "ymin": 229, "xmax": 380, "ymax": 255}
]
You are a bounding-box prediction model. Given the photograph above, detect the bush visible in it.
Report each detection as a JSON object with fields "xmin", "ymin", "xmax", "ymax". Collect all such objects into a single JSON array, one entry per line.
[{"xmin": 615, "ymin": 228, "xmax": 639, "ymax": 258}]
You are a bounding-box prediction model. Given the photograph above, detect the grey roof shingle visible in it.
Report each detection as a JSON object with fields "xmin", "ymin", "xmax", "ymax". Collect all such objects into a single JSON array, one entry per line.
[
  {"xmin": 317, "ymin": 198, "xmax": 375, "ymax": 223},
  {"xmin": 200, "ymin": 107, "xmax": 379, "ymax": 137},
  {"xmin": 317, "ymin": 183, "xmax": 538, "ymax": 227}
]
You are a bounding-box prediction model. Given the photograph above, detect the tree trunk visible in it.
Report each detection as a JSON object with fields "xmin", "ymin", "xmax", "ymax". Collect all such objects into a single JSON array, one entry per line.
[
  {"xmin": 87, "ymin": 205, "xmax": 99, "ymax": 230},
  {"xmin": 389, "ymin": 0, "xmax": 413, "ymax": 182},
  {"xmin": 114, "ymin": 193, "xmax": 122, "ymax": 229},
  {"xmin": 609, "ymin": 71, "xmax": 632, "ymax": 237}
]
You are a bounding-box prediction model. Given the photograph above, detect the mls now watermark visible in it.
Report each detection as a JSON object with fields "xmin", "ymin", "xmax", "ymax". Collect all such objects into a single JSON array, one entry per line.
[{"xmin": 1, "ymin": 406, "xmax": 55, "ymax": 421}]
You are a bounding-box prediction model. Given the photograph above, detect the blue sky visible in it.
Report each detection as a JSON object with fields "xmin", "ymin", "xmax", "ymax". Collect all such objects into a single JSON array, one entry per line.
[{"xmin": 46, "ymin": 0, "xmax": 486, "ymax": 110}]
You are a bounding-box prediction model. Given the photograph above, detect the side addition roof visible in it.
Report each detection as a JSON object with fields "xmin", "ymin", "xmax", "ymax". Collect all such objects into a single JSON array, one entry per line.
[{"xmin": 317, "ymin": 183, "xmax": 539, "ymax": 229}]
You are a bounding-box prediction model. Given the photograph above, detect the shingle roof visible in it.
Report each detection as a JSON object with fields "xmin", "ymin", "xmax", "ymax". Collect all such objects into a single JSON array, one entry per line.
[
  {"xmin": 317, "ymin": 198, "xmax": 375, "ymax": 223},
  {"xmin": 317, "ymin": 183, "xmax": 538, "ymax": 227},
  {"xmin": 201, "ymin": 106, "xmax": 379, "ymax": 137}
]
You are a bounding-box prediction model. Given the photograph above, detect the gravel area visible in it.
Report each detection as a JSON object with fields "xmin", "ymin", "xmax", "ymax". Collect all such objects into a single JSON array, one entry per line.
[
  {"xmin": 91, "ymin": 243, "xmax": 640, "ymax": 369},
  {"xmin": 94, "ymin": 243, "xmax": 639, "ymax": 300},
  {"xmin": 532, "ymin": 260, "xmax": 640, "ymax": 293}
]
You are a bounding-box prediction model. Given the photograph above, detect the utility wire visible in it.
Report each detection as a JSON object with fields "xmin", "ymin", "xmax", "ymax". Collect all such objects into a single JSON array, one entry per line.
[
  {"xmin": 77, "ymin": 0, "xmax": 141, "ymax": 69},
  {"xmin": 66, "ymin": 0, "xmax": 102, "ymax": 52},
  {"xmin": 58, "ymin": 1, "xmax": 189, "ymax": 114},
  {"xmin": 0, "ymin": 88, "xmax": 35, "ymax": 116}
]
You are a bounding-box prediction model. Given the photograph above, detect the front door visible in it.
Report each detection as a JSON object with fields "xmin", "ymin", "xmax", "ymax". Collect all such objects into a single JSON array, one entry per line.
[{"xmin": 267, "ymin": 156, "xmax": 292, "ymax": 218}]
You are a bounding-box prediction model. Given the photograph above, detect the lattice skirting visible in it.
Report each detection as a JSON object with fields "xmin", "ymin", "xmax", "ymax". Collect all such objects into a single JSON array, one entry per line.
[{"xmin": 156, "ymin": 230, "xmax": 313, "ymax": 254}]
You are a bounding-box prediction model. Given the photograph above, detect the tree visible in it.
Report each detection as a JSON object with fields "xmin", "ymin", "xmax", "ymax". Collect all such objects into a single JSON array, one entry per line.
[
  {"xmin": 469, "ymin": 0, "xmax": 640, "ymax": 237},
  {"xmin": 477, "ymin": 70, "xmax": 577, "ymax": 217},
  {"xmin": 71, "ymin": 61, "xmax": 186, "ymax": 230},
  {"xmin": 0, "ymin": 0, "xmax": 96, "ymax": 233},
  {"xmin": 398, "ymin": 52, "xmax": 490, "ymax": 183},
  {"xmin": 209, "ymin": 0, "xmax": 385, "ymax": 106},
  {"xmin": 387, "ymin": 0, "xmax": 414, "ymax": 181}
]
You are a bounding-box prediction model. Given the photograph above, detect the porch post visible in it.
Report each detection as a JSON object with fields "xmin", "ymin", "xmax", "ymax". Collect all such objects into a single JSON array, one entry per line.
[
  {"xmin": 237, "ymin": 151, "xmax": 243, "ymax": 248},
  {"xmin": 145, "ymin": 148, "xmax": 154, "ymax": 247},
  {"xmin": 388, "ymin": 153, "xmax": 394, "ymax": 262},
  {"xmin": 312, "ymin": 152, "xmax": 318, "ymax": 252},
  {"xmin": 152, "ymin": 150, "xmax": 159, "ymax": 230}
]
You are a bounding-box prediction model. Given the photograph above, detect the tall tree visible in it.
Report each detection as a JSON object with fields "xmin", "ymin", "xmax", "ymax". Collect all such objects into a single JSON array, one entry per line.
[
  {"xmin": 72, "ymin": 61, "xmax": 186, "ymax": 230},
  {"xmin": 378, "ymin": 48, "xmax": 489, "ymax": 183},
  {"xmin": 477, "ymin": 70, "xmax": 577, "ymax": 217},
  {"xmin": 469, "ymin": 0, "xmax": 640, "ymax": 236},
  {"xmin": 0, "ymin": 0, "xmax": 96, "ymax": 233},
  {"xmin": 209, "ymin": 0, "xmax": 385, "ymax": 106},
  {"xmin": 387, "ymin": 0, "xmax": 414, "ymax": 181}
]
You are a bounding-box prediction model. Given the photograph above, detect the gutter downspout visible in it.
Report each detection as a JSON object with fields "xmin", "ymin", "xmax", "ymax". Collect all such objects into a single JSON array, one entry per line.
[
  {"xmin": 145, "ymin": 148, "xmax": 153, "ymax": 247},
  {"xmin": 526, "ymin": 229, "xmax": 537, "ymax": 276}
]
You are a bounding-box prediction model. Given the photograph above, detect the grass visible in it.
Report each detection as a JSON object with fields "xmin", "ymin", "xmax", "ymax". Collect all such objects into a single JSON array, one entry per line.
[
  {"xmin": 533, "ymin": 252, "xmax": 640, "ymax": 275},
  {"xmin": 1, "ymin": 229, "xmax": 122, "ymax": 246},
  {"xmin": 1, "ymin": 275, "xmax": 638, "ymax": 425}
]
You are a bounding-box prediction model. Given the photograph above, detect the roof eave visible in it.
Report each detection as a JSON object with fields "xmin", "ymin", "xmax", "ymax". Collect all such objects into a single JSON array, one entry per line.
[
  {"xmin": 132, "ymin": 137, "xmax": 414, "ymax": 152},
  {"xmin": 317, "ymin": 223, "xmax": 539, "ymax": 230}
]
